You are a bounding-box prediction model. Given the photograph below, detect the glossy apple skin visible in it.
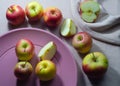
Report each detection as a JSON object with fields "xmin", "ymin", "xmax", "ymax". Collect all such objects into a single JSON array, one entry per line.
[
  {"xmin": 6, "ymin": 5, "xmax": 25, "ymax": 26},
  {"xmin": 35, "ymin": 60, "xmax": 56, "ymax": 81},
  {"xmin": 15, "ymin": 39, "xmax": 35, "ymax": 61},
  {"xmin": 14, "ymin": 61, "xmax": 33, "ymax": 80},
  {"xmin": 82, "ymin": 52, "xmax": 108, "ymax": 79},
  {"xmin": 25, "ymin": 1, "xmax": 43, "ymax": 21},
  {"xmin": 72, "ymin": 32, "xmax": 92, "ymax": 54},
  {"xmin": 43, "ymin": 7, "xmax": 63, "ymax": 27}
]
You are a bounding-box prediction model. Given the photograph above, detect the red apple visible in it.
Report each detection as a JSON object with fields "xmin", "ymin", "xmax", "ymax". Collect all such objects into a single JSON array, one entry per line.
[
  {"xmin": 43, "ymin": 7, "xmax": 63, "ymax": 27},
  {"xmin": 35, "ymin": 60, "xmax": 56, "ymax": 81},
  {"xmin": 15, "ymin": 39, "xmax": 35, "ymax": 61},
  {"xmin": 82, "ymin": 52, "xmax": 109, "ymax": 79},
  {"xmin": 6, "ymin": 5, "xmax": 25, "ymax": 26},
  {"xmin": 72, "ymin": 32, "xmax": 92, "ymax": 54},
  {"xmin": 25, "ymin": 1, "xmax": 43, "ymax": 22},
  {"xmin": 14, "ymin": 61, "xmax": 33, "ymax": 80}
]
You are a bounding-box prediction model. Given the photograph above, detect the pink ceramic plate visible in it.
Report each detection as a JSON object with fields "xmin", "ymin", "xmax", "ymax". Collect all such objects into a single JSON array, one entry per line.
[{"xmin": 0, "ymin": 28, "xmax": 77, "ymax": 86}]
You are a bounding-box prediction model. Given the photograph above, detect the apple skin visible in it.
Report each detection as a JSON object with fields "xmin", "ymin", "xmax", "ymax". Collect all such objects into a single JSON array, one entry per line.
[
  {"xmin": 43, "ymin": 7, "xmax": 63, "ymax": 27},
  {"xmin": 35, "ymin": 60, "xmax": 56, "ymax": 81},
  {"xmin": 72, "ymin": 32, "xmax": 92, "ymax": 54},
  {"xmin": 14, "ymin": 61, "xmax": 33, "ymax": 80},
  {"xmin": 25, "ymin": 1, "xmax": 43, "ymax": 21},
  {"xmin": 15, "ymin": 39, "xmax": 35, "ymax": 61},
  {"xmin": 6, "ymin": 5, "xmax": 25, "ymax": 26},
  {"xmin": 82, "ymin": 52, "xmax": 109, "ymax": 79}
]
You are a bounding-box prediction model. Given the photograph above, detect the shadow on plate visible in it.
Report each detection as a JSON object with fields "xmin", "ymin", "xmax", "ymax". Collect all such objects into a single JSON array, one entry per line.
[{"xmin": 39, "ymin": 74, "xmax": 63, "ymax": 86}]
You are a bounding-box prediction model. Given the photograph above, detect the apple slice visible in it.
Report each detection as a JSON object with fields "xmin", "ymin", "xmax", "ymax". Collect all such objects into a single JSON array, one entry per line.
[
  {"xmin": 38, "ymin": 41, "xmax": 57, "ymax": 60},
  {"xmin": 60, "ymin": 18, "xmax": 77, "ymax": 37},
  {"xmin": 80, "ymin": 0, "xmax": 100, "ymax": 23}
]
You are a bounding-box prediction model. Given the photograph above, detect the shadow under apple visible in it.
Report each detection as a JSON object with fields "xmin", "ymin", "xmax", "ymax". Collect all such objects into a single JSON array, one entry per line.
[
  {"xmin": 87, "ymin": 65, "xmax": 120, "ymax": 86},
  {"xmin": 7, "ymin": 20, "xmax": 28, "ymax": 30},
  {"xmin": 39, "ymin": 74, "xmax": 63, "ymax": 86}
]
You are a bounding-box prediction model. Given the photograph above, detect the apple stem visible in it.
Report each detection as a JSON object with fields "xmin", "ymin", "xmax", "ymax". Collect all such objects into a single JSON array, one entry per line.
[
  {"xmin": 23, "ymin": 61, "xmax": 27, "ymax": 67},
  {"xmin": 92, "ymin": 52, "xmax": 96, "ymax": 62},
  {"xmin": 8, "ymin": 8, "xmax": 14, "ymax": 13}
]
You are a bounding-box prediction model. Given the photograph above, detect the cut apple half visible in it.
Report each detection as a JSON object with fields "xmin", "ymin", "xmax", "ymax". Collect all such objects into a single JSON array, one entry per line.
[
  {"xmin": 60, "ymin": 18, "xmax": 77, "ymax": 37},
  {"xmin": 38, "ymin": 41, "xmax": 57, "ymax": 60}
]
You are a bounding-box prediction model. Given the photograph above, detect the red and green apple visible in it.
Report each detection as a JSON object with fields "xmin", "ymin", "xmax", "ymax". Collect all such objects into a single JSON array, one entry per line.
[
  {"xmin": 72, "ymin": 32, "xmax": 92, "ymax": 54},
  {"xmin": 82, "ymin": 52, "xmax": 109, "ymax": 79},
  {"xmin": 25, "ymin": 1, "xmax": 43, "ymax": 21},
  {"xmin": 14, "ymin": 61, "xmax": 33, "ymax": 80},
  {"xmin": 15, "ymin": 38, "xmax": 35, "ymax": 61}
]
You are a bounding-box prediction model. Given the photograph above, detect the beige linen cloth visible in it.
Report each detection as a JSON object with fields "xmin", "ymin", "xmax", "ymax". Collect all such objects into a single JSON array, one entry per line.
[{"xmin": 71, "ymin": 0, "xmax": 120, "ymax": 45}]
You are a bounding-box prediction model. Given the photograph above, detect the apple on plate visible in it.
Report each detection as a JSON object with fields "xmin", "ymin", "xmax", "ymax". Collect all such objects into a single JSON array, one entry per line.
[
  {"xmin": 43, "ymin": 7, "xmax": 63, "ymax": 27},
  {"xmin": 35, "ymin": 60, "xmax": 56, "ymax": 81},
  {"xmin": 38, "ymin": 41, "xmax": 57, "ymax": 60},
  {"xmin": 25, "ymin": 1, "xmax": 43, "ymax": 22},
  {"xmin": 14, "ymin": 61, "xmax": 33, "ymax": 80},
  {"xmin": 72, "ymin": 32, "xmax": 92, "ymax": 54},
  {"xmin": 60, "ymin": 18, "xmax": 77, "ymax": 37},
  {"xmin": 80, "ymin": 0, "xmax": 100, "ymax": 23},
  {"xmin": 82, "ymin": 52, "xmax": 109, "ymax": 79},
  {"xmin": 15, "ymin": 38, "xmax": 35, "ymax": 61},
  {"xmin": 6, "ymin": 5, "xmax": 25, "ymax": 26}
]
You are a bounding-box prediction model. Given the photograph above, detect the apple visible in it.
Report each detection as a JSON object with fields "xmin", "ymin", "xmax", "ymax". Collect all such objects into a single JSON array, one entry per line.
[
  {"xmin": 25, "ymin": 1, "xmax": 43, "ymax": 21},
  {"xmin": 6, "ymin": 5, "xmax": 25, "ymax": 26},
  {"xmin": 80, "ymin": 0, "xmax": 100, "ymax": 23},
  {"xmin": 43, "ymin": 7, "xmax": 63, "ymax": 27},
  {"xmin": 60, "ymin": 18, "xmax": 77, "ymax": 37},
  {"xmin": 82, "ymin": 52, "xmax": 109, "ymax": 79},
  {"xmin": 72, "ymin": 32, "xmax": 92, "ymax": 54},
  {"xmin": 35, "ymin": 60, "xmax": 56, "ymax": 81},
  {"xmin": 15, "ymin": 38, "xmax": 35, "ymax": 61},
  {"xmin": 14, "ymin": 61, "xmax": 33, "ymax": 80},
  {"xmin": 38, "ymin": 41, "xmax": 57, "ymax": 60}
]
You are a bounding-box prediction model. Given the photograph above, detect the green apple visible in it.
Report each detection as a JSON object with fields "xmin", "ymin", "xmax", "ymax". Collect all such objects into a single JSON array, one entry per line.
[
  {"xmin": 38, "ymin": 41, "xmax": 57, "ymax": 60},
  {"xmin": 82, "ymin": 52, "xmax": 109, "ymax": 79},
  {"xmin": 25, "ymin": 1, "xmax": 43, "ymax": 21},
  {"xmin": 35, "ymin": 60, "xmax": 56, "ymax": 81},
  {"xmin": 60, "ymin": 18, "xmax": 77, "ymax": 37},
  {"xmin": 15, "ymin": 39, "xmax": 35, "ymax": 61},
  {"xmin": 80, "ymin": 0, "xmax": 100, "ymax": 23},
  {"xmin": 14, "ymin": 61, "xmax": 33, "ymax": 80}
]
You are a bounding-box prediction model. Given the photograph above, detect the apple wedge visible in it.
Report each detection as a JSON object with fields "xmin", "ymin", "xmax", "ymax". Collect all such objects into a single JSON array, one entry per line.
[
  {"xmin": 38, "ymin": 41, "xmax": 57, "ymax": 60},
  {"xmin": 60, "ymin": 18, "xmax": 77, "ymax": 37}
]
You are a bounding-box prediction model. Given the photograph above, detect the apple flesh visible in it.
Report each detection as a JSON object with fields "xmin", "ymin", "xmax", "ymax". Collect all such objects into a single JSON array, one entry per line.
[
  {"xmin": 15, "ymin": 39, "xmax": 35, "ymax": 61},
  {"xmin": 60, "ymin": 18, "xmax": 77, "ymax": 37},
  {"xmin": 14, "ymin": 61, "xmax": 33, "ymax": 80},
  {"xmin": 35, "ymin": 60, "xmax": 56, "ymax": 81},
  {"xmin": 6, "ymin": 5, "xmax": 25, "ymax": 26},
  {"xmin": 25, "ymin": 1, "xmax": 43, "ymax": 21},
  {"xmin": 43, "ymin": 7, "xmax": 63, "ymax": 27},
  {"xmin": 82, "ymin": 52, "xmax": 109, "ymax": 79},
  {"xmin": 72, "ymin": 32, "xmax": 92, "ymax": 54},
  {"xmin": 38, "ymin": 41, "xmax": 57, "ymax": 60},
  {"xmin": 80, "ymin": 0, "xmax": 100, "ymax": 23}
]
